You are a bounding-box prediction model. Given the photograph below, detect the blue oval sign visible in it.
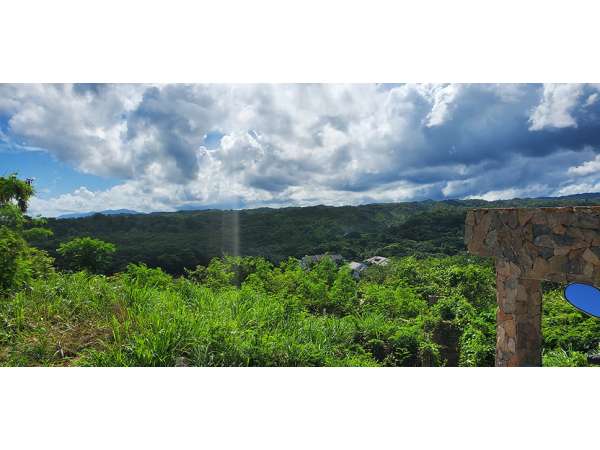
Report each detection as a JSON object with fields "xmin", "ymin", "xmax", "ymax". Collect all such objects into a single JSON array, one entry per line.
[{"xmin": 564, "ymin": 283, "xmax": 600, "ymax": 318}]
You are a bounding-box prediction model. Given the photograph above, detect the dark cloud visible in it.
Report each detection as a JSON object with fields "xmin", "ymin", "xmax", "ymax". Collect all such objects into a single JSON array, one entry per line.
[
  {"xmin": 72, "ymin": 83, "xmax": 107, "ymax": 96},
  {"xmin": 124, "ymin": 85, "xmax": 223, "ymax": 182}
]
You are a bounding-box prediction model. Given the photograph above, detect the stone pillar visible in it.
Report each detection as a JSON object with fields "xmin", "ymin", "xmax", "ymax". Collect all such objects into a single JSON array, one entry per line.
[
  {"xmin": 465, "ymin": 206, "xmax": 600, "ymax": 367},
  {"xmin": 495, "ymin": 259, "xmax": 542, "ymax": 367}
]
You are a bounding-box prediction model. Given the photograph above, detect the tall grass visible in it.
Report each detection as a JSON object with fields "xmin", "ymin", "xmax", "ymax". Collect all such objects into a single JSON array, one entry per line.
[{"xmin": 1, "ymin": 256, "xmax": 595, "ymax": 366}]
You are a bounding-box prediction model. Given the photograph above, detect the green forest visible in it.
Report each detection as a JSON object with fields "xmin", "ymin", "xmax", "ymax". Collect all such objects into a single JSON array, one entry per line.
[
  {"xmin": 32, "ymin": 192, "xmax": 600, "ymax": 275},
  {"xmin": 2, "ymin": 174, "xmax": 600, "ymax": 366}
]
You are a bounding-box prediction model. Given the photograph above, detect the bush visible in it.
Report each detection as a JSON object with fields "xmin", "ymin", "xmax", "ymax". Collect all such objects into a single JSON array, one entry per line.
[
  {"xmin": 57, "ymin": 237, "xmax": 116, "ymax": 274},
  {"xmin": 122, "ymin": 263, "xmax": 173, "ymax": 290},
  {"xmin": 542, "ymin": 348, "xmax": 589, "ymax": 367},
  {"xmin": 0, "ymin": 227, "xmax": 27, "ymax": 294},
  {"xmin": 542, "ymin": 290, "xmax": 600, "ymax": 352}
]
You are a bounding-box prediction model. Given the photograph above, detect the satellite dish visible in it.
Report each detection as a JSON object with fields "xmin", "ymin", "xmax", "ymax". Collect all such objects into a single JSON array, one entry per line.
[{"xmin": 563, "ymin": 282, "xmax": 600, "ymax": 318}]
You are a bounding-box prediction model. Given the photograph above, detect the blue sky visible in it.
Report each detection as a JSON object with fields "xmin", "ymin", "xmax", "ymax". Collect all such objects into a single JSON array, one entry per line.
[
  {"xmin": 0, "ymin": 142, "xmax": 120, "ymax": 200},
  {"xmin": 0, "ymin": 114, "xmax": 120, "ymax": 199},
  {"xmin": 1, "ymin": 83, "xmax": 600, "ymax": 217}
]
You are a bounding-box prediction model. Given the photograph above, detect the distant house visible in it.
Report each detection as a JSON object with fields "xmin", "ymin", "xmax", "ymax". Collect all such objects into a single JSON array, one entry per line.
[
  {"xmin": 346, "ymin": 256, "xmax": 390, "ymax": 280},
  {"xmin": 365, "ymin": 256, "xmax": 390, "ymax": 266},
  {"xmin": 300, "ymin": 254, "xmax": 344, "ymax": 270},
  {"xmin": 348, "ymin": 261, "xmax": 368, "ymax": 279}
]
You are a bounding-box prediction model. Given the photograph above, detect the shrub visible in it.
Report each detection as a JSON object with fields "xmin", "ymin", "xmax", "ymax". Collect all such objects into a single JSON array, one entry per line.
[
  {"xmin": 542, "ymin": 348, "xmax": 589, "ymax": 367},
  {"xmin": 57, "ymin": 237, "xmax": 116, "ymax": 274}
]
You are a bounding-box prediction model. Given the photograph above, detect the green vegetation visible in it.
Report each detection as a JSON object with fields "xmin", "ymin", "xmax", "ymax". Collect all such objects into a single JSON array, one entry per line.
[
  {"xmin": 3, "ymin": 174, "xmax": 600, "ymax": 366},
  {"xmin": 1, "ymin": 252, "xmax": 598, "ymax": 366},
  {"xmin": 31, "ymin": 193, "xmax": 600, "ymax": 275},
  {"xmin": 0, "ymin": 174, "xmax": 54, "ymax": 295},
  {"xmin": 57, "ymin": 237, "xmax": 116, "ymax": 273}
]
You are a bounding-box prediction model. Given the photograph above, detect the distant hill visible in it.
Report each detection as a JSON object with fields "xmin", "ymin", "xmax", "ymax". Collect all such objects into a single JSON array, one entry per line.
[
  {"xmin": 58, "ymin": 209, "xmax": 143, "ymax": 219},
  {"xmin": 32, "ymin": 193, "xmax": 600, "ymax": 274}
]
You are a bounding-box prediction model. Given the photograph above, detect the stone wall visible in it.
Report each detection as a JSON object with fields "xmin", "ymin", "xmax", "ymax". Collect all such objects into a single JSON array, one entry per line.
[{"xmin": 465, "ymin": 206, "xmax": 600, "ymax": 366}]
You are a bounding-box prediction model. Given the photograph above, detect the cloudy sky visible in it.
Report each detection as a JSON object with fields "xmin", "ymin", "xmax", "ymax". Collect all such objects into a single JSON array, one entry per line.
[{"xmin": 1, "ymin": 83, "xmax": 600, "ymax": 217}]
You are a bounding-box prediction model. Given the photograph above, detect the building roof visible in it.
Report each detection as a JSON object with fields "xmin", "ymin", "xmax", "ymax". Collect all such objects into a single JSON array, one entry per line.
[{"xmin": 365, "ymin": 256, "xmax": 390, "ymax": 266}]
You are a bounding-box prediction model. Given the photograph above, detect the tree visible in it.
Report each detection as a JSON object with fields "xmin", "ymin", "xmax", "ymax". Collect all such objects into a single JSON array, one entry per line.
[
  {"xmin": 0, "ymin": 174, "xmax": 53, "ymax": 294},
  {"xmin": 57, "ymin": 237, "xmax": 117, "ymax": 274},
  {"xmin": 0, "ymin": 174, "xmax": 34, "ymax": 213}
]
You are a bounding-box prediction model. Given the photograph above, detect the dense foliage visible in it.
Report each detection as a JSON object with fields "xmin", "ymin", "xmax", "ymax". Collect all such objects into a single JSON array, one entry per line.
[
  {"xmin": 31, "ymin": 192, "xmax": 600, "ymax": 275},
  {"xmin": 0, "ymin": 174, "xmax": 53, "ymax": 295},
  {"xmin": 1, "ymin": 253, "xmax": 597, "ymax": 367}
]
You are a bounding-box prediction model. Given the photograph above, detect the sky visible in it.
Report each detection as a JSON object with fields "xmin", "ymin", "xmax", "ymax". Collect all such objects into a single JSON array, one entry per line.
[{"xmin": 1, "ymin": 83, "xmax": 600, "ymax": 217}]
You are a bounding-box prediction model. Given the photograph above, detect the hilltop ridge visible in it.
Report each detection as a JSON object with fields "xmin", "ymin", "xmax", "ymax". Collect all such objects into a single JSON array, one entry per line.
[{"xmin": 32, "ymin": 192, "xmax": 600, "ymax": 274}]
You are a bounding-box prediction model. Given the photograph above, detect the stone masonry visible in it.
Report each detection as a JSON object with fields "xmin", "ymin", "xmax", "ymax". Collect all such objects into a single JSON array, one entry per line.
[{"xmin": 465, "ymin": 207, "xmax": 600, "ymax": 366}]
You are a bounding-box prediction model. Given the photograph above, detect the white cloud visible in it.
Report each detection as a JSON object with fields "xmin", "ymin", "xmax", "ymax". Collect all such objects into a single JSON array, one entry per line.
[
  {"xmin": 1, "ymin": 84, "xmax": 148, "ymax": 177},
  {"xmin": 463, "ymin": 184, "xmax": 550, "ymax": 202},
  {"xmin": 556, "ymin": 182, "xmax": 600, "ymax": 197},
  {"xmin": 3, "ymin": 83, "xmax": 600, "ymax": 216},
  {"xmin": 528, "ymin": 83, "xmax": 583, "ymax": 130},
  {"xmin": 585, "ymin": 93, "xmax": 599, "ymax": 107},
  {"xmin": 567, "ymin": 153, "xmax": 600, "ymax": 176},
  {"xmin": 419, "ymin": 84, "xmax": 462, "ymax": 127}
]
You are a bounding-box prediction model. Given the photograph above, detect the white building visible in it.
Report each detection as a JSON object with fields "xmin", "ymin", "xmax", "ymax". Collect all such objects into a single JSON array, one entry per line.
[{"xmin": 365, "ymin": 256, "xmax": 390, "ymax": 266}]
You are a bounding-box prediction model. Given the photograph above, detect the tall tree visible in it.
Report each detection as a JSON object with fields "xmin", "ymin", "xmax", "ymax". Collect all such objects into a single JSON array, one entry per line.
[{"xmin": 0, "ymin": 174, "xmax": 54, "ymax": 294}]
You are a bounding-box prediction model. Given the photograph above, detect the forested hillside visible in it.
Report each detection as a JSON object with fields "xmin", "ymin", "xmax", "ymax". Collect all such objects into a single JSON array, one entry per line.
[{"xmin": 31, "ymin": 193, "xmax": 600, "ymax": 274}]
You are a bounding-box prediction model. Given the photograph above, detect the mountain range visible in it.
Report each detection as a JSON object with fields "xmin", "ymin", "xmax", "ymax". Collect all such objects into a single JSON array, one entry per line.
[{"xmin": 58, "ymin": 209, "xmax": 143, "ymax": 219}]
